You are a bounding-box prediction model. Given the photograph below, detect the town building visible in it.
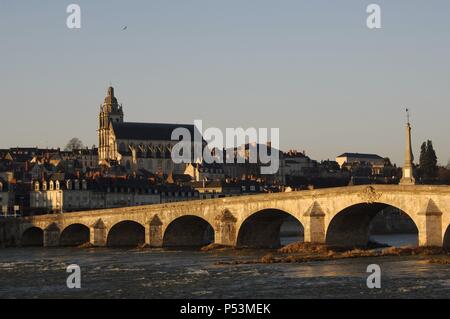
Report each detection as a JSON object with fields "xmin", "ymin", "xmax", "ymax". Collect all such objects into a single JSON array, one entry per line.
[
  {"xmin": 61, "ymin": 148, "xmax": 99, "ymax": 171},
  {"xmin": 158, "ymin": 184, "xmax": 200, "ymax": 203},
  {"xmin": 184, "ymin": 163, "xmax": 225, "ymax": 182},
  {"xmin": 0, "ymin": 179, "xmax": 14, "ymax": 216},
  {"xmin": 336, "ymin": 152, "xmax": 385, "ymax": 168},
  {"xmin": 283, "ymin": 150, "xmax": 316, "ymax": 177},
  {"xmin": 222, "ymin": 143, "xmax": 285, "ymax": 185},
  {"xmin": 29, "ymin": 176, "xmax": 201, "ymax": 213},
  {"xmin": 190, "ymin": 180, "xmax": 267, "ymax": 199},
  {"xmin": 30, "ymin": 177, "xmax": 162, "ymax": 213}
]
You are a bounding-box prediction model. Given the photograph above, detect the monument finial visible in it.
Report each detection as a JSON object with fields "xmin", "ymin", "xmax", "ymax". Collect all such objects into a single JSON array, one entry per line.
[{"xmin": 399, "ymin": 107, "xmax": 416, "ymax": 185}]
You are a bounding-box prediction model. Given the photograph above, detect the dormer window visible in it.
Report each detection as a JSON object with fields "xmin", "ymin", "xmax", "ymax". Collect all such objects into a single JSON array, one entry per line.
[
  {"xmin": 49, "ymin": 181, "xmax": 54, "ymax": 191},
  {"xmin": 55, "ymin": 181, "xmax": 60, "ymax": 190},
  {"xmin": 42, "ymin": 181, "xmax": 47, "ymax": 191},
  {"xmin": 34, "ymin": 181, "xmax": 40, "ymax": 191}
]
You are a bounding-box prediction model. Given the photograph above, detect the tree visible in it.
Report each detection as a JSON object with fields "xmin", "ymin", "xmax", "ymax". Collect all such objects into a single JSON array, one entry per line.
[
  {"xmin": 438, "ymin": 166, "xmax": 450, "ymax": 184},
  {"xmin": 427, "ymin": 140, "xmax": 438, "ymax": 173},
  {"xmin": 65, "ymin": 138, "xmax": 84, "ymax": 151},
  {"xmin": 320, "ymin": 160, "xmax": 340, "ymax": 172},
  {"xmin": 383, "ymin": 157, "xmax": 392, "ymax": 166},
  {"xmin": 419, "ymin": 139, "xmax": 438, "ymax": 179}
]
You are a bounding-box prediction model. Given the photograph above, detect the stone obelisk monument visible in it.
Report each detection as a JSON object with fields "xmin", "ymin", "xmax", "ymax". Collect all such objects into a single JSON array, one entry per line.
[{"xmin": 399, "ymin": 108, "xmax": 416, "ymax": 185}]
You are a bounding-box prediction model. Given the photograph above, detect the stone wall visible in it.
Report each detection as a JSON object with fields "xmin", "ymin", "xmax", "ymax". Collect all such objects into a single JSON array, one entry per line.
[{"xmin": 0, "ymin": 219, "xmax": 20, "ymax": 247}]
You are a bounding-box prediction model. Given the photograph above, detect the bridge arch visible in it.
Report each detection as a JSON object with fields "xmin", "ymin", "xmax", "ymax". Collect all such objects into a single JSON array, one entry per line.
[
  {"xmin": 237, "ymin": 209, "xmax": 304, "ymax": 248},
  {"xmin": 163, "ymin": 215, "xmax": 214, "ymax": 247},
  {"xmin": 21, "ymin": 227, "xmax": 44, "ymax": 247},
  {"xmin": 443, "ymin": 224, "xmax": 450, "ymax": 249},
  {"xmin": 325, "ymin": 202, "xmax": 418, "ymax": 248},
  {"xmin": 60, "ymin": 224, "xmax": 90, "ymax": 247},
  {"xmin": 107, "ymin": 220, "xmax": 145, "ymax": 247}
]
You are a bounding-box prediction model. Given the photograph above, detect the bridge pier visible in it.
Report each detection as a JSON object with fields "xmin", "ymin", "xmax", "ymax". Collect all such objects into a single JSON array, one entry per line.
[
  {"xmin": 146, "ymin": 215, "xmax": 163, "ymax": 247},
  {"xmin": 303, "ymin": 202, "xmax": 326, "ymax": 244},
  {"xmin": 0, "ymin": 221, "xmax": 5, "ymax": 247},
  {"xmin": 43, "ymin": 223, "xmax": 60, "ymax": 247},
  {"xmin": 90, "ymin": 219, "xmax": 107, "ymax": 247},
  {"xmin": 214, "ymin": 210, "xmax": 237, "ymax": 246},
  {"xmin": 418, "ymin": 200, "xmax": 443, "ymax": 247}
]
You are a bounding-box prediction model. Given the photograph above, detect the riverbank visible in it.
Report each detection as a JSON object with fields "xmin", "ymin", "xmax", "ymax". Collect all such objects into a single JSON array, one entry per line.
[{"xmin": 211, "ymin": 242, "xmax": 450, "ymax": 265}]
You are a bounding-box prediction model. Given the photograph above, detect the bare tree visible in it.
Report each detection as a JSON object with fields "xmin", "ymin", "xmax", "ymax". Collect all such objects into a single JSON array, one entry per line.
[{"xmin": 65, "ymin": 138, "xmax": 84, "ymax": 151}]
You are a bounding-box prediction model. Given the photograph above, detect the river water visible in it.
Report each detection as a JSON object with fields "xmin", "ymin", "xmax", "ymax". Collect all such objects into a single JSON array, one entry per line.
[{"xmin": 0, "ymin": 235, "xmax": 448, "ymax": 299}]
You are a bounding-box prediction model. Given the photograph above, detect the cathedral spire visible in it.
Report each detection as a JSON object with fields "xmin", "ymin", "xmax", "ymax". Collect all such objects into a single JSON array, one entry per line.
[
  {"xmin": 104, "ymin": 86, "xmax": 118, "ymax": 106},
  {"xmin": 400, "ymin": 108, "xmax": 416, "ymax": 185},
  {"xmin": 108, "ymin": 86, "xmax": 114, "ymax": 98}
]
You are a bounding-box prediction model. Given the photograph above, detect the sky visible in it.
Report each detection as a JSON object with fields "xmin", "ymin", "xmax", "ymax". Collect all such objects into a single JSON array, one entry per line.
[{"xmin": 0, "ymin": 0, "xmax": 449, "ymax": 166}]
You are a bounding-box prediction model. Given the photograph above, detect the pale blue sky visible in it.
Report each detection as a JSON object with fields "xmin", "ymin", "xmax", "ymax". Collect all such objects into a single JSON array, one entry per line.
[{"xmin": 0, "ymin": 1, "xmax": 449, "ymax": 165}]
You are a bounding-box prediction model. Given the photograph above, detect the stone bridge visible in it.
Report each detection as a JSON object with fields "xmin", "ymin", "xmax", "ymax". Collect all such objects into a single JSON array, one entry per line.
[{"xmin": 16, "ymin": 185, "xmax": 450, "ymax": 248}]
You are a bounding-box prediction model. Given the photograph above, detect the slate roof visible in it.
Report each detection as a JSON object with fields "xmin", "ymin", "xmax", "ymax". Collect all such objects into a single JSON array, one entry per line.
[
  {"xmin": 112, "ymin": 122, "xmax": 197, "ymax": 141},
  {"xmin": 337, "ymin": 153, "xmax": 383, "ymax": 159}
]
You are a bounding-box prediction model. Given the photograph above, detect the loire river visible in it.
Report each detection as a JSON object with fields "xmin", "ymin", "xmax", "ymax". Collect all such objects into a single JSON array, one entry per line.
[{"xmin": 0, "ymin": 235, "xmax": 448, "ymax": 299}]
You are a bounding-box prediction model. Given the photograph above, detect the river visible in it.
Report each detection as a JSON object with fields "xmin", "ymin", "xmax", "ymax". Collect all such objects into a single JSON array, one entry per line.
[{"xmin": 0, "ymin": 235, "xmax": 448, "ymax": 299}]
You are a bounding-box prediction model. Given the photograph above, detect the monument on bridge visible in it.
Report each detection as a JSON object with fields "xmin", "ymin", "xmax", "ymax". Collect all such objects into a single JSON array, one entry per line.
[{"xmin": 400, "ymin": 108, "xmax": 416, "ymax": 185}]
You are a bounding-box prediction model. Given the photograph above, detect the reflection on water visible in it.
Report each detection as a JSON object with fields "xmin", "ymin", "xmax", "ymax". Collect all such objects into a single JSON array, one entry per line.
[
  {"xmin": 370, "ymin": 234, "xmax": 418, "ymax": 247},
  {"xmin": 0, "ymin": 235, "xmax": 448, "ymax": 299},
  {"xmin": 282, "ymin": 234, "xmax": 419, "ymax": 248},
  {"xmin": 280, "ymin": 236, "xmax": 303, "ymax": 246}
]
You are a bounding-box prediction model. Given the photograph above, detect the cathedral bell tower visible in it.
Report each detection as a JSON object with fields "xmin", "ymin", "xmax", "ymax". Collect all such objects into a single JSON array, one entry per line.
[{"xmin": 98, "ymin": 86, "xmax": 124, "ymax": 163}]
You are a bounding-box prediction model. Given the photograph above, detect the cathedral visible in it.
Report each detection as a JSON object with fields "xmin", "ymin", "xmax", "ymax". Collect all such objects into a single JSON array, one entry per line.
[{"xmin": 98, "ymin": 87, "xmax": 198, "ymax": 174}]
